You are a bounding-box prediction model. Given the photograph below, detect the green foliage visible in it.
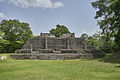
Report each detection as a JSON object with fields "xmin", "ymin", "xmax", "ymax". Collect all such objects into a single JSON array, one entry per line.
[
  {"xmin": 0, "ymin": 30, "xmax": 9, "ymax": 53},
  {"xmin": 0, "ymin": 39, "xmax": 9, "ymax": 53},
  {"xmin": 0, "ymin": 19, "xmax": 33, "ymax": 42},
  {"xmin": 91, "ymin": 0, "xmax": 120, "ymax": 48},
  {"xmin": 83, "ymin": 31, "xmax": 115, "ymax": 53},
  {"xmin": 80, "ymin": 33, "xmax": 88, "ymax": 39},
  {"xmin": 0, "ymin": 30, "xmax": 4, "ymax": 37},
  {"xmin": 49, "ymin": 24, "xmax": 70, "ymax": 37},
  {"xmin": 102, "ymin": 52, "xmax": 120, "ymax": 63},
  {"xmin": 0, "ymin": 19, "xmax": 33, "ymax": 53}
]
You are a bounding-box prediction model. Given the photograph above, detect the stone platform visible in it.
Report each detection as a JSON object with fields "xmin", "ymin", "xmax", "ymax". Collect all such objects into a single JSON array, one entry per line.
[
  {"xmin": 12, "ymin": 33, "xmax": 104, "ymax": 60},
  {"xmin": 11, "ymin": 53, "xmax": 94, "ymax": 60}
]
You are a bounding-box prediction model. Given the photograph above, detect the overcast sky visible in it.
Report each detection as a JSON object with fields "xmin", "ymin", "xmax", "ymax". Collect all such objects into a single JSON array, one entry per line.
[{"xmin": 0, "ymin": 0, "xmax": 99, "ymax": 37}]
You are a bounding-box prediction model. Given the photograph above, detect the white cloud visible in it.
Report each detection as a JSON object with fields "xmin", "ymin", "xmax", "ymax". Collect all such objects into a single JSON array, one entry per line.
[
  {"xmin": 54, "ymin": 2, "xmax": 64, "ymax": 8},
  {"xmin": 0, "ymin": 0, "xmax": 64, "ymax": 8},
  {"xmin": 0, "ymin": 12, "xmax": 7, "ymax": 18}
]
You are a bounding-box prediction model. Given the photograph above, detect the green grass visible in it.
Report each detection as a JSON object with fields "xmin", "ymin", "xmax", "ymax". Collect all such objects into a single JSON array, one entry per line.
[
  {"xmin": 0, "ymin": 54, "xmax": 120, "ymax": 80},
  {"xmin": 101, "ymin": 52, "xmax": 120, "ymax": 64}
]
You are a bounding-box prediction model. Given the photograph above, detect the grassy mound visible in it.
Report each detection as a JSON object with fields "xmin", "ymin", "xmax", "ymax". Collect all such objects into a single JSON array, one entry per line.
[
  {"xmin": 101, "ymin": 52, "xmax": 120, "ymax": 64},
  {"xmin": 0, "ymin": 53, "xmax": 120, "ymax": 80}
]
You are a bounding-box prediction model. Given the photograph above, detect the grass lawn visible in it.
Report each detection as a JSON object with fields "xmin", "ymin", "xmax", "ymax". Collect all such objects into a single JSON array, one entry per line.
[{"xmin": 0, "ymin": 54, "xmax": 120, "ymax": 80}]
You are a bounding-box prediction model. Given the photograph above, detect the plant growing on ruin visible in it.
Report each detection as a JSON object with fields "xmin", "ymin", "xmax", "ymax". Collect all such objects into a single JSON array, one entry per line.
[{"xmin": 49, "ymin": 24, "xmax": 70, "ymax": 37}]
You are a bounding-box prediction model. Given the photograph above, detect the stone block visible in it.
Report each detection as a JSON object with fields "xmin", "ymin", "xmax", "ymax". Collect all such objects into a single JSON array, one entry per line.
[
  {"xmin": 29, "ymin": 55, "xmax": 37, "ymax": 59},
  {"xmin": 61, "ymin": 49, "xmax": 77, "ymax": 53},
  {"xmin": 38, "ymin": 55, "xmax": 49, "ymax": 60}
]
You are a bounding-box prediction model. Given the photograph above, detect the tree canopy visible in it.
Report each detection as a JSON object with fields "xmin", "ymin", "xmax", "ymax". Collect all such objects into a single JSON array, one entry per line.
[
  {"xmin": 80, "ymin": 33, "xmax": 88, "ymax": 39},
  {"xmin": 91, "ymin": 0, "xmax": 120, "ymax": 48},
  {"xmin": 0, "ymin": 30, "xmax": 4, "ymax": 37},
  {"xmin": 49, "ymin": 24, "xmax": 70, "ymax": 37},
  {"xmin": 0, "ymin": 19, "xmax": 33, "ymax": 53},
  {"xmin": 0, "ymin": 19, "xmax": 33, "ymax": 42},
  {"xmin": 81, "ymin": 31, "xmax": 115, "ymax": 53}
]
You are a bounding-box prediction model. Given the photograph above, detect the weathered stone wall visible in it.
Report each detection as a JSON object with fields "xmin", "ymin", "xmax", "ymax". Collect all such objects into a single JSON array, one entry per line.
[
  {"xmin": 22, "ymin": 37, "xmax": 95, "ymax": 52},
  {"xmin": 22, "ymin": 37, "xmax": 45, "ymax": 49},
  {"xmin": 11, "ymin": 53, "xmax": 93, "ymax": 60},
  {"xmin": 40, "ymin": 33, "xmax": 55, "ymax": 38},
  {"xmin": 13, "ymin": 33, "xmax": 102, "ymax": 60},
  {"xmin": 60, "ymin": 33, "xmax": 75, "ymax": 38}
]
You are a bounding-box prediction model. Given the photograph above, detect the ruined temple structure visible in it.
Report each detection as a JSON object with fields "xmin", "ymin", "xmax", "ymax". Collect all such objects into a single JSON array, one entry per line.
[{"xmin": 11, "ymin": 33, "xmax": 103, "ymax": 60}]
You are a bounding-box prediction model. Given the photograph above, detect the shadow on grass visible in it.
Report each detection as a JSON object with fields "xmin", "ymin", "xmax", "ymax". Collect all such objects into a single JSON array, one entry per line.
[{"xmin": 99, "ymin": 52, "xmax": 120, "ymax": 64}]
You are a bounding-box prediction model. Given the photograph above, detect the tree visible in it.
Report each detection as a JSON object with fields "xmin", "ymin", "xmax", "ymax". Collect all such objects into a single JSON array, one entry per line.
[
  {"xmin": 0, "ymin": 19, "xmax": 33, "ymax": 53},
  {"xmin": 85, "ymin": 31, "xmax": 114, "ymax": 53},
  {"xmin": 0, "ymin": 30, "xmax": 9, "ymax": 53},
  {"xmin": 91, "ymin": 0, "xmax": 120, "ymax": 48},
  {"xmin": 0, "ymin": 19, "xmax": 33, "ymax": 42},
  {"xmin": 0, "ymin": 30, "xmax": 4, "ymax": 37},
  {"xmin": 49, "ymin": 24, "xmax": 70, "ymax": 37},
  {"xmin": 80, "ymin": 33, "xmax": 88, "ymax": 39}
]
